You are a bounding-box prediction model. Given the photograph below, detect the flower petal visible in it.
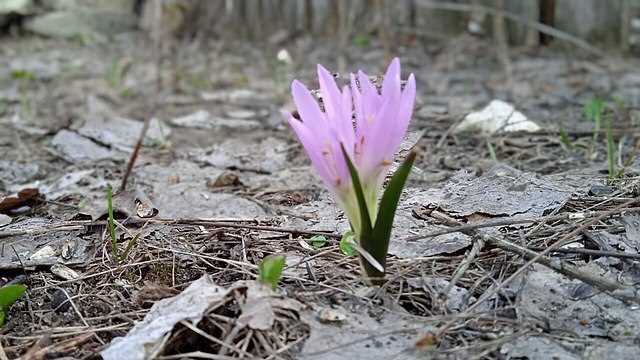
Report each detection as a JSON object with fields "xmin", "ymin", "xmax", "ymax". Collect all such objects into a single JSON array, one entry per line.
[
  {"xmin": 381, "ymin": 57, "xmax": 400, "ymax": 97},
  {"xmin": 286, "ymin": 113, "xmax": 335, "ymax": 189},
  {"xmin": 317, "ymin": 64, "xmax": 342, "ymax": 120},
  {"xmin": 389, "ymin": 73, "xmax": 416, "ymax": 150}
]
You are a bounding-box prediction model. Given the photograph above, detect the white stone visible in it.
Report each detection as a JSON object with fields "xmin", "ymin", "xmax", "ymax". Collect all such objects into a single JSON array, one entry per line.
[{"xmin": 455, "ymin": 99, "xmax": 541, "ymax": 135}]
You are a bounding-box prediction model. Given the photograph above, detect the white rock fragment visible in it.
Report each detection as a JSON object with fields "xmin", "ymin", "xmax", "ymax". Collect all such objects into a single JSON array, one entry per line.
[
  {"xmin": 455, "ymin": 99, "xmax": 541, "ymax": 135},
  {"xmin": 51, "ymin": 263, "xmax": 80, "ymax": 280}
]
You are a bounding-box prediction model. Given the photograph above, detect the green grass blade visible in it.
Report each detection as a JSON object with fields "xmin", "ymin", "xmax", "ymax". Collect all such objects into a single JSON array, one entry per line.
[
  {"xmin": 120, "ymin": 233, "xmax": 141, "ymax": 262},
  {"xmin": 106, "ymin": 184, "xmax": 118, "ymax": 262},
  {"xmin": 606, "ymin": 113, "xmax": 616, "ymax": 179},
  {"xmin": 559, "ymin": 128, "xmax": 575, "ymax": 151},
  {"xmin": 487, "ymin": 141, "xmax": 497, "ymax": 161}
]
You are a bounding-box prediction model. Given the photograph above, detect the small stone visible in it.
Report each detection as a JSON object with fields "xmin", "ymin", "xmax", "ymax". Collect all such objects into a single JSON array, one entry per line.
[
  {"xmin": 588, "ymin": 185, "xmax": 615, "ymax": 196},
  {"xmin": 318, "ymin": 307, "xmax": 347, "ymax": 323},
  {"xmin": 455, "ymin": 99, "xmax": 541, "ymax": 134},
  {"xmin": 51, "ymin": 263, "xmax": 80, "ymax": 280},
  {"xmin": 51, "ymin": 288, "xmax": 72, "ymax": 312}
]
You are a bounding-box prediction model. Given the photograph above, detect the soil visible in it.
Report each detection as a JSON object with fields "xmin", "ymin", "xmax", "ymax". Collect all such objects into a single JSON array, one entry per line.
[{"xmin": 1, "ymin": 32, "xmax": 640, "ymax": 359}]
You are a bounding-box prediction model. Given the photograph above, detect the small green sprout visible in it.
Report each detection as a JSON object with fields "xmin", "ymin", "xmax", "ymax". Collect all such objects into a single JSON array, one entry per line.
[
  {"xmin": 258, "ymin": 255, "xmax": 285, "ymax": 290},
  {"xmin": 308, "ymin": 235, "xmax": 327, "ymax": 249},
  {"xmin": 559, "ymin": 128, "xmax": 575, "ymax": 151},
  {"xmin": 584, "ymin": 96, "xmax": 604, "ymax": 157},
  {"xmin": 352, "ymin": 34, "xmax": 371, "ymax": 48},
  {"xmin": 105, "ymin": 58, "xmax": 132, "ymax": 96},
  {"xmin": 487, "ymin": 141, "xmax": 498, "ymax": 161},
  {"xmin": 606, "ymin": 112, "xmax": 616, "ymax": 179},
  {"xmin": 339, "ymin": 230, "xmax": 357, "ymax": 256},
  {"xmin": 106, "ymin": 184, "xmax": 118, "ymax": 262},
  {"xmin": 11, "ymin": 69, "xmax": 35, "ymax": 81},
  {"xmin": 0, "ymin": 284, "xmax": 27, "ymax": 326}
]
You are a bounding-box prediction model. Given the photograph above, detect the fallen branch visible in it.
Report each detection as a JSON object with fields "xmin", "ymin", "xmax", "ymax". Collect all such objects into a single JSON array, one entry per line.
[
  {"xmin": 0, "ymin": 217, "xmax": 339, "ymax": 240},
  {"xmin": 405, "ymin": 206, "xmax": 640, "ymax": 241}
]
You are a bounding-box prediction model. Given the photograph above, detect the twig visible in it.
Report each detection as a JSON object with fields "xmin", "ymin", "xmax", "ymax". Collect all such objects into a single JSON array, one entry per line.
[
  {"xmin": 120, "ymin": 0, "xmax": 163, "ymax": 192},
  {"xmin": 530, "ymin": 246, "xmax": 640, "ymax": 260},
  {"xmin": 0, "ymin": 218, "xmax": 338, "ymax": 240},
  {"xmin": 0, "ymin": 341, "xmax": 9, "ymax": 360},
  {"xmin": 434, "ymin": 198, "xmax": 640, "ymax": 338},
  {"xmin": 442, "ymin": 236, "xmax": 485, "ymax": 301},
  {"xmin": 120, "ymin": 117, "xmax": 151, "ymax": 192},
  {"xmin": 405, "ymin": 206, "xmax": 640, "ymax": 241}
]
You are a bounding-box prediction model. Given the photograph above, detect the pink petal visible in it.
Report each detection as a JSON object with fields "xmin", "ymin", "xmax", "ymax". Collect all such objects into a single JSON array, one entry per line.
[
  {"xmin": 361, "ymin": 83, "xmax": 401, "ymax": 178},
  {"xmin": 287, "ymin": 113, "xmax": 335, "ymax": 189},
  {"xmin": 381, "ymin": 57, "xmax": 400, "ymax": 97},
  {"xmin": 355, "ymin": 70, "xmax": 380, "ymax": 138},
  {"xmin": 339, "ymin": 85, "xmax": 355, "ymax": 150},
  {"xmin": 390, "ymin": 73, "xmax": 416, "ymax": 150},
  {"xmin": 317, "ymin": 64, "xmax": 342, "ymax": 120},
  {"xmin": 291, "ymin": 80, "xmax": 330, "ymax": 137}
]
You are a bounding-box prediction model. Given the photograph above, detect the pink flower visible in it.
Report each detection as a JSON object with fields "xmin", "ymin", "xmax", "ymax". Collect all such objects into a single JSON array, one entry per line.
[{"xmin": 285, "ymin": 58, "xmax": 416, "ymax": 236}]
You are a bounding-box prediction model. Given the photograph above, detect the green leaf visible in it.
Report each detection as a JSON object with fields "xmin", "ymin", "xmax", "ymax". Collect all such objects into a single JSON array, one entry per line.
[
  {"xmin": 308, "ymin": 235, "xmax": 327, "ymax": 249},
  {"xmin": 339, "ymin": 231, "xmax": 357, "ymax": 256},
  {"xmin": 0, "ymin": 284, "xmax": 27, "ymax": 325},
  {"xmin": 0, "ymin": 284, "xmax": 27, "ymax": 310},
  {"xmin": 258, "ymin": 255, "xmax": 285, "ymax": 290},
  {"xmin": 364, "ymin": 151, "xmax": 417, "ymax": 284},
  {"xmin": 339, "ymin": 144, "xmax": 373, "ymax": 234},
  {"xmin": 11, "ymin": 69, "xmax": 35, "ymax": 81}
]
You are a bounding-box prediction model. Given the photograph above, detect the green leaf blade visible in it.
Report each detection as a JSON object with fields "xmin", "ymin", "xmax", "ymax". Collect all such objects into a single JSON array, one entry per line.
[
  {"xmin": 364, "ymin": 151, "xmax": 417, "ymax": 284},
  {"xmin": 0, "ymin": 284, "xmax": 27, "ymax": 310},
  {"xmin": 339, "ymin": 144, "xmax": 373, "ymax": 234},
  {"xmin": 0, "ymin": 284, "xmax": 27, "ymax": 325},
  {"xmin": 258, "ymin": 255, "xmax": 285, "ymax": 290}
]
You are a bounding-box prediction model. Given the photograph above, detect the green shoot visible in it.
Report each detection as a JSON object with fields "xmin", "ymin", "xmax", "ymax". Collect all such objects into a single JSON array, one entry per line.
[
  {"xmin": 352, "ymin": 34, "xmax": 371, "ymax": 48},
  {"xmin": 339, "ymin": 230, "xmax": 357, "ymax": 256},
  {"xmin": 120, "ymin": 233, "xmax": 141, "ymax": 262},
  {"xmin": 606, "ymin": 112, "xmax": 616, "ymax": 179},
  {"xmin": 341, "ymin": 144, "xmax": 416, "ymax": 285},
  {"xmin": 308, "ymin": 235, "xmax": 327, "ymax": 249},
  {"xmin": 559, "ymin": 128, "xmax": 575, "ymax": 151},
  {"xmin": 258, "ymin": 255, "xmax": 285, "ymax": 290},
  {"xmin": 584, "ymin": 96, "xmax": 604, "ymax": 158},
  {"xmin": 11, "ymin": 69, "xmax": 35, "ymax": 81},
  {"xmin": 0, "ymin": 284, "xmax": 27, "ymax": 327},
  {"xmin": 487, "ymin": 141, "xmax": 497, "ymax": 161},
  {"xmin": 106, "ymin": 184, "xmax": 118, "ymax": 262},
  {"xmin": 105, "ymin": 58, "xmax": 132, "ymax": 96}
]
